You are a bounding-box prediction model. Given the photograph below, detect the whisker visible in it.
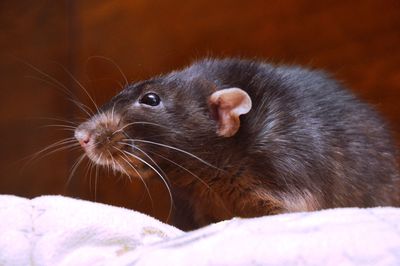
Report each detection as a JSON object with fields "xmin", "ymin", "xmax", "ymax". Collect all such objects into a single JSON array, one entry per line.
[
  {"xmin": 119, "ymin": 132, "xmax": 176, "ymax": 143},
  {"xmin": 94, "ymin": 164, "xmax": 99, "ymax": 201},
  {"xmin": 68, "ymin": 98, "xmax": 94, "ymax": 117},
  {"xmin": 114, "ymin": 159, "xmax": 132, "ymax": 182},
  {"xmin": 116, "ymin": 147, "xmax": 173, "ymax": 223},
  {"xmin": 23, "ymin": 68, "xmax": 74, "ymax": 99},
  {"xmin": 24, "ymin": 138, "xmax": 77, "ymax": 162},
  {"xmin": 37, "ymin": 124, "xmax": 77, "ymax": 133},
  {"xmin": 36, "ymin": 144, "xmax": 81, "ymax": 161},
  {"xmin": 31, "ymin": 116, "xmax": 80, "ymax": 126},
  {"xmin": 112, "ymin": 122, "xmax": 171, "ymax": 136},
  {"xmin": 46, "ymin": 128, "xmax": 77, "ymax": 133},
  {"xmin": 111, "ymin": 103, "xmax": 116, "ymax": 124},
  {"xmin": 127, "ymin": 144, "xmax": 168, "ymax": 179},
  {"xmin": 93, "ymin": 153, "xmax": 104, "ymax": 202},
  {"xmin": 116, "ymin": 170, "xmax": 125, "ymax": 183},
  {"xmin": 118, "ymin": 148, "xmax": 170, "ymax": 186},
  {"xmin": 26, "ymin": 74, "xmax": 93, "ymax": 116},
  {"xmin": 106, "ymin": 150, "xmax": 117, "ymax": 176},
  {"xmin": 83, "ymin": 159, "xmax": 93, "ymax": 184},
  {"xmin": 147, "ymin": 151, "xmax": 233, "ymax": 218},
  {"xmin": 35, "ymin": 139, "xmax": 78, "ymax": 155},
  {"xmin": 19, "ymin": 58, "xmax": 96, "ymax": 120},
  {"xmin": 117, "ymin": 150, "xmax": 155, "ymax": 211},
  {"xmin": 25, "ymin": 71, "xmax": 94, "ymax": 117},
  {"xmin": 147, "ymin": 150, "xmax": 210, "ymax": 189},
  {"xmin": 106, "ymin": 158, "xmax": 110, "ymax": 177},
  {"xmin": 59, "ymin": 129, "xmax": 77, "ymax": 133},
  {"xmin": 21, "ymin": 141, "xmax": 80, "ymax": 174},
  {"xmin": 66, "ymin": 154, "xmax": 86, "ymax": 187},
  {"xmin": 88, "ymin": 160, "xmax": 96, "ymax": 194},
  {"xmin": 121, "ymin": 139, "xmax": 221, "ymax": 171},
  {"xmin": 54, "ymin": 62, "xmax": 100, "ymax": 114},
  {"xmin": 39, "ymin": 124, "xmax": 77, "ymax": 130},
  {"xmin": 95, "ymin": 153, "xmax": 104, "ymax": 166},
  {"xmin": 119, "ymin": 140, "xmax": 233, "ymax": 218},
  {"xmin": 87, "ymin": 55, "xmax": 129, "ymax": 87}
]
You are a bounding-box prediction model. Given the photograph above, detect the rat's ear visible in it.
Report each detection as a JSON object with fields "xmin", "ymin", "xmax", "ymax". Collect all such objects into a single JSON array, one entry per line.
[{"xmin": 209, "ymin": 88, "xmax": 252, "ymax": 137}]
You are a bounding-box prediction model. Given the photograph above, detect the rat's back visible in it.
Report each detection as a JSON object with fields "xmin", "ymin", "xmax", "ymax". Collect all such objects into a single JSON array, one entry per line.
[{"xmin": 194, "ymin": 58, "xmax": 400, "ymax": 207}]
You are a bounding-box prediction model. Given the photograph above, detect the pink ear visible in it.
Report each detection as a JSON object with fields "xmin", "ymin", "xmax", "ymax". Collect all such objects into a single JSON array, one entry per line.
[{"xmin": 209, "ymin": 88, "xmax": 252, "ymax": 137}]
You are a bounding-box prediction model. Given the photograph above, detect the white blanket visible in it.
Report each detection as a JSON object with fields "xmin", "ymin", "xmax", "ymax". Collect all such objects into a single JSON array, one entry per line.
[{"xmin": 0, "ymin": 195, "xmax": 399, "ymax": 265}]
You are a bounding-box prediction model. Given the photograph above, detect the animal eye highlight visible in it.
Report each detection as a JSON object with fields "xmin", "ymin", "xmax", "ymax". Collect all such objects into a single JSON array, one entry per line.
[{"xmin": 139, "ymin": 93, "xmax": 161, "ymax": 106}]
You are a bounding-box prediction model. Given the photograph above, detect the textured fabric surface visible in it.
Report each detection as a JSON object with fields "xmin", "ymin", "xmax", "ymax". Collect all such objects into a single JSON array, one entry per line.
[{"xmin": 0, "ymin": 195, "xmax": 399, "ymax": 265}]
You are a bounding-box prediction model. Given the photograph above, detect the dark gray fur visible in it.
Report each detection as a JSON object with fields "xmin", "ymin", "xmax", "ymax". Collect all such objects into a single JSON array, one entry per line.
[{"xmin": 96, "ymin": 58, "xmax": 400, "ymax": 230}]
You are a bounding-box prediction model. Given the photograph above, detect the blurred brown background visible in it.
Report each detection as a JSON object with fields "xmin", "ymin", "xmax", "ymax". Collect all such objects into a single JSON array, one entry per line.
[{"xmin": 1, "ymin": 0, "xmax": 399, "ymax": 223}]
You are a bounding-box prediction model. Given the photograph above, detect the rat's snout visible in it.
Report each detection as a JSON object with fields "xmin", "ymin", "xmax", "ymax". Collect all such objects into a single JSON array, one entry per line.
[
  {"xmin": 74, "ymin": 111, "xmax": 126, "ymax": 166},
  {"xmin": 75, "ymin": 127, "xmax": 92, "ymax": 149},
  {"xmin": 74, "ymin": 121, "xmax": 117, "ymax": 152}
]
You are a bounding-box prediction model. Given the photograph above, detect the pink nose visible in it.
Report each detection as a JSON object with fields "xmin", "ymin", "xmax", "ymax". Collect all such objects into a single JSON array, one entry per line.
[{"xmin": 75, "ymin": 129, "xmax": 91, "ymax": 148}]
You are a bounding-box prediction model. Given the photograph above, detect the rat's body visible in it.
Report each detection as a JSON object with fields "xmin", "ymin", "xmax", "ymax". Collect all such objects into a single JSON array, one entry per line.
[{"xmin": 75, "ymin": 58, "xmax": 400, "ymax": 230}]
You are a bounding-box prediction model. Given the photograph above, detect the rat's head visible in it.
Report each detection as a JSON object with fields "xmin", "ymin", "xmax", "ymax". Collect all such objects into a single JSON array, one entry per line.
[{"xmin": 74, "ymin": 61, "xmax": 252, "ymax": 178}]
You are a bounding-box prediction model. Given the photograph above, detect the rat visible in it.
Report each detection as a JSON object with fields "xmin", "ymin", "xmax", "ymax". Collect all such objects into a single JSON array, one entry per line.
[{"xmin": 74, "ymin": 58, "xmax": 400, "ymax": 230}]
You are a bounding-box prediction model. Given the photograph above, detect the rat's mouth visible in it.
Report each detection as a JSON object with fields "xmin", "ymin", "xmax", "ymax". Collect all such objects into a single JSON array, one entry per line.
[
  {"xmin": 74, "ymin": 112, "xmax": 163, "ymax": 179},
  {"xmin": 81, "ymin": 139, "xmax": 156, "ymax": 179}
]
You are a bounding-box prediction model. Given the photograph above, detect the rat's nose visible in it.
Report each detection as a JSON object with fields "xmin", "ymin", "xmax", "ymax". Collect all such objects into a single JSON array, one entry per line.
[{"xmin": 75, "ymin": 129, "xmax": 92, "ymax": 148}]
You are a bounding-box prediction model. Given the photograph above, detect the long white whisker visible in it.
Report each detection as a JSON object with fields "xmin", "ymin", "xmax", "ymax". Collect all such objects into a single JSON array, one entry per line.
[
  {"xmin": 111, "ymin": 103, "xmax": 116, "ymax": 123},
  {"xmin": 121, "ymin": 139, "xmax": 221, "ymax": 171},
  {"xmin": 148, "ymin": 151, "xmax": 233, "ymax": 218},
  {"xmin": 23, "ymin": 67, "xmax": 74, "ymax": 98},
  {"xmin": 95, "ymin": 153, "xmax": 103, "ymax": 166},
  {"xmin": 36, "ymin": 144, "xmax": 81, "ymax": 160},
  {"xmin": 106, "ymin": 150, "xmax": 118, "ymax": 176},
  {"xmin": 54, "ymin": 62, "xmax": 100, "ymax": 114},
  {"xmin": 66, "ymin": 154, "xmax": 86, "ymax": 187},
  {"xmin": 116, "ymin": 147, "xmax": 173, "ymax": 223},
  {"xmin": 87, "ymin": 55, "xmax": 129, "ymax": 87},
  {"xmin": 130, "ymin": 145, "xmax": 168, "ymax": 180},
  {"xmin": 32, "ymin": 116, "xmax": 80, "ymax": 126},
  {"xmin": 117, "ymin": 151, "xmax": 155, "ymax": 211},
  {"xmin": 23, "ymin": 138, "xmax": 77, "ymax": 163},
  {"xmin": 26, "ymin": 73, "xmax": 95, "ymax": 117},
  {"xmin": 88, "ymin": 160, "xmax": 96, "ymax": 194},
  {"xmin": 83, "ymin": 159, "xmax": 93, "ymax": 184},
  {"xmin": 114, "ymin": 159, "xmax": 131, "ymax": 182},
  {"xmin": 40, "ymin": 124, "xmax": 77, "ymax": 130},
  {"xmin": 94, "ymin": 165, "xmax": 99, "ymax": 201},
  {"xmin": 21, "ymin": 141, "xmax": 80, "ymax": 175},
  {"xmin": 119, "ymin": 141, "xmax": 232, "ymax": 218},
  {"xmin": 112, "ymin": 122, "xmax": 170, "ymax": 136},
  {"xmin": 33, "ymin": 138, "xmax": 77, "ymax": 154},
  {"xmin": 147, "ymin": 150, "xmax": 210, "ymax": 189},
  {"xmin": 106, "ymin": 158, "xmax": 111, "ymax": 177},
  {"xmin": 48, "ymin": 128, "xmax": 77, "ymax": 133},
  {"xmin": 68, "ymin": 98, "xmax": 94, "ymax": 117},
  {"xmin": 94, "ymin": 154, "xmax": 104, "ymax": 202}
]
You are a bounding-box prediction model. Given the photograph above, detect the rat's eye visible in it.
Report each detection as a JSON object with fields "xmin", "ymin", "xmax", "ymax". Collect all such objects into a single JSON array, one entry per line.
[{"xmin": 139, "ymin": 93, "xmax": 161, "ymax": 106}]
